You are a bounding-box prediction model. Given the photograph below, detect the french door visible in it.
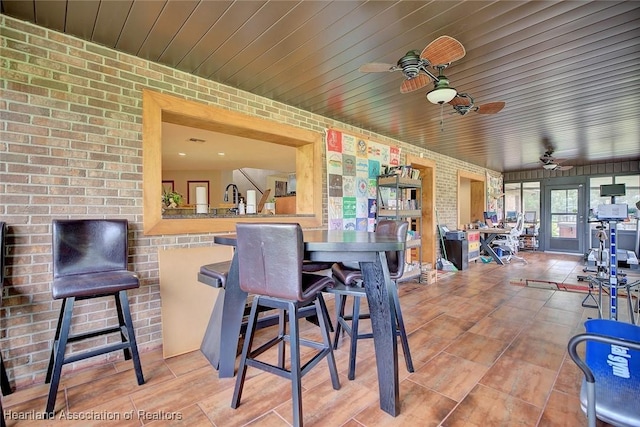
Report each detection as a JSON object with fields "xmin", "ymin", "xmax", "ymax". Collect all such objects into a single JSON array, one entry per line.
[{"xmin": 544, "ymin": 184, "xmax": 586, "ymax": 254}]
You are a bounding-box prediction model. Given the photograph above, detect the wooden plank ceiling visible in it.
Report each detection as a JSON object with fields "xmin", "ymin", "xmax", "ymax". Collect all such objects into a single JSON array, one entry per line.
[{"xmin": 2, "ymin": 0, "xmax": 639, "ymax": 172}]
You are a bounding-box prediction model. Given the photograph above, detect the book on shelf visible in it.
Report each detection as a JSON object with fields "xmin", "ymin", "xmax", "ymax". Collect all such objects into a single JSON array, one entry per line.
[{"xmin": 380, "ymin": 165, "xmax": 420, "ymax": 180}]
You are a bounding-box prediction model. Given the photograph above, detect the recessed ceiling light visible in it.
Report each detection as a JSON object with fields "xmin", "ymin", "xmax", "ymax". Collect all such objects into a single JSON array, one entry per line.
[
  {"xmin": 218, "ymin": 152, "xmax": 225, "ymax": 156},
  {"xmin": 178, "ymin": 152, "xmax": 186, "ymax": 156}
]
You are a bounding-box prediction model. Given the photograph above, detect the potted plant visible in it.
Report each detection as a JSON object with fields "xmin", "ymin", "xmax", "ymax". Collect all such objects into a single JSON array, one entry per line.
[{"xmin": 162, "ymin": 189, "xmax": 183, "ymax": 209}]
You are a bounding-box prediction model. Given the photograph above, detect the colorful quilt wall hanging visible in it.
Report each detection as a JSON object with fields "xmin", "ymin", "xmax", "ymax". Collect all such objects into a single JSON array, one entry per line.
[{"xmin": 326, "ymin": 129, "xmax": 400, "ymax": 231}]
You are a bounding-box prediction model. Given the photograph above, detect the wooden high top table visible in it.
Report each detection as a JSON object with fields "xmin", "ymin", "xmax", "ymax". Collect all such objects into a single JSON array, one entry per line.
[{"xmin": 201, "ymin": 229, "xmax": 405, "ymax": 417}]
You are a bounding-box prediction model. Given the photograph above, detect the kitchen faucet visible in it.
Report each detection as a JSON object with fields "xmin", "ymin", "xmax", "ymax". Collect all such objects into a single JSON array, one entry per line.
[{"xmin": 224, "ymin": 184, "xmax": 239, "ymax": 206}]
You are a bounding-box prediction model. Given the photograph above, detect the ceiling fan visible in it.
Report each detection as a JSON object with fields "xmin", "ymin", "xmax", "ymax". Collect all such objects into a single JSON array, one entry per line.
[
  {"xmin": 430, "ymin": 93, "xmax": 505, "ymax": 129},
  {"xmin": 359, "ymin": 35, "xmax": 465, "ymax": 98},
  {"xmin": 539, "ymin": 150, "xmax": 574, "ymax": 171},
  {"xmin": 448, "ymin": 93, "xmax": 505, "ymax": 116}
]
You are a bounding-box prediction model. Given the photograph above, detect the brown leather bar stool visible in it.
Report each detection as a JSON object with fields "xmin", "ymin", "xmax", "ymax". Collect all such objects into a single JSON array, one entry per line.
[
  {"xmin": 0, "ymin": 222, "xmax": 12, "ymax": 397},
  {"xmin": 45, "ymin": 219, "xmax": 144, "ymax": 416},
  {"xmin": 328, "ymin": 219, "xmax": 414, "ymax": 380},
  {"xmin": 231, "ymin": 223, "xmax": 340, "ymax": 427},
  {"xmin": 302, "ymin": 261, "xmax": 334, "ymax": 272},
  {"xmin": 0, "ymin": 222, "xmax": 9, "ymax": 427}
]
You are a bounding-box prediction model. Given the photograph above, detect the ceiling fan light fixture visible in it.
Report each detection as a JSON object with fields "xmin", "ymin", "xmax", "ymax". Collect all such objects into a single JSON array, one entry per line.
[
  {"xmin": 427, "ymin": 87, "xmax": 457, "ymax": 104},
  {"xmin": 542, "ymin": 163, "xmax": 557, "ymax": 170},
  {"xmin": 426, "ymin": 77, "xmax": 456, "ymax": 104}
]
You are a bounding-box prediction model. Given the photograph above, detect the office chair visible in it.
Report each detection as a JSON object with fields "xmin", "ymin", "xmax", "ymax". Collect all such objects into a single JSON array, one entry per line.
[
  {"xmin": 46, "ymin": 219, "xmax": 144, "ymax": 416},
  {"xmin": 567, "ymin": 319, "xmax": 640, "ymax": 427},
  {"xmin": 492, "ymin": 212, "xmax": 527, "ymax": 264},
  {"xmin": 231, "ymin": 223, "xmax": 340, "ymax": 427},
  {"xmin": 328, "ymin": 219, "xmax": 414, "ymax": 380}
]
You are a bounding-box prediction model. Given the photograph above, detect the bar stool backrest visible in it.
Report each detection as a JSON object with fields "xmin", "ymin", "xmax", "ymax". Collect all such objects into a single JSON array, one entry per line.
[
  {"xmin": 52, "ymin": 219, "xmax": 128, "ymax": 278},
  {"xmin": 236, "ymin": 223, "xmax": 304, "ymax": 301},
  {"xmin": 376, "ymin": 220, "xmax": 408, "ymax": 280}
]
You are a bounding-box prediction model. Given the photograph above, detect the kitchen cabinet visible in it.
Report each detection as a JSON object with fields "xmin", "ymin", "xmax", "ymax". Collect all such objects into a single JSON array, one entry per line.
[{"xmin": 275, "ymin": 195, "xmax": 296, "ymax": 214}]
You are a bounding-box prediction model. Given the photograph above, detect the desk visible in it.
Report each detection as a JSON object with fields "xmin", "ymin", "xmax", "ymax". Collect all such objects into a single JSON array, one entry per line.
[
  {"xmin": 201, "ymin": 230, "xmax": 404, "ymax": 417},
  {"xmin": 479, "ymin": 228, "xmax": 512, "ymax": 265}
]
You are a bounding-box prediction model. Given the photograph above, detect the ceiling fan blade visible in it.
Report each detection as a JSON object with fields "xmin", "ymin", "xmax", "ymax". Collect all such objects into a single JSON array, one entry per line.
[
  {"xmin": 359, "ymin": 62, "xmax": 397, "ymax": 73},
  {"xmin": 420, "ymin": 35, "xmax": 465, "ymax": 65},
  {"xmin": 476, "ymin": 101, "xmax": 505, "ymax": 114},
  {"xmin": 555, "ymin": 165, "xmax": 574, "ymax": 171},
  {"xmin": 400, "ymin": 74, "xmax": 431, "ymax": 93},
  {"xmin": 448, "ymin": 95, "xmax": 471, "ymax": 107}
]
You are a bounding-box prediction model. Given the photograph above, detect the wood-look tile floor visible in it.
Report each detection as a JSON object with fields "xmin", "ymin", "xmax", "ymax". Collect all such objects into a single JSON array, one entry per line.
[{"xmin": 3, "ymin": 251, "xmax": 638, "ymax": 426}]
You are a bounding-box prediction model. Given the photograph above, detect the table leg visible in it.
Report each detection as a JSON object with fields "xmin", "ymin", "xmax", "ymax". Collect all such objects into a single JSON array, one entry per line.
[
  {"xmin": 480, "ymin": 233, "xmax": 504, "ymax": 265},
  {"xmin": 360, "ymin": 252, "xmax": 400, "ymax": 417},
  {"xmin": 199, "ymin": 254, "xmax": 247, "ymax": 378}
]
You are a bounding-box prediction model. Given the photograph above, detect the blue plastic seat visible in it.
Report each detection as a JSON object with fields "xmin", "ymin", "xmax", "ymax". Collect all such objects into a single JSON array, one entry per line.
[{"xmin": 567, "ymin": 319, "xmax": 640, "ymax": 427}]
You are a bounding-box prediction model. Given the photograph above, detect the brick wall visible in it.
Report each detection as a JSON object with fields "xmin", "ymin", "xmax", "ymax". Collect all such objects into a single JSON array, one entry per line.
[{"xmin": 0, "ymin": 15, "xmax": 495, "ymax": 387}]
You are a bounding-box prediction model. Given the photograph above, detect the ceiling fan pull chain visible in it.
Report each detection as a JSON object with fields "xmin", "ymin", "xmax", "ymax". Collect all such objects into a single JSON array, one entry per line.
[{"xmin": 440, "ymin": 104, "xmax": 445, "ymax": 132}]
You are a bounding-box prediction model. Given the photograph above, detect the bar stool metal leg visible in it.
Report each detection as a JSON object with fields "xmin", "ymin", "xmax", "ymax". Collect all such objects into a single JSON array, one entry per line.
[
  {"xmin": 119, "ymin": 290, "xmax": 144, "ymax": 384},
  {"xmin": 332, "ymin": 295, "xmax": 346, "ymax": 350},
  {"xmin": 348, "ymin": 296, "xmax": 362, "ymax": 380},
  {"xmin": 391, "ymin": 283, "xmax": 414, "ymax": 373},
  {"xmin": 288, "ymin": 301, "xmax": 303, "ymax": 427},
  {"xmin": 45, "ymin": 297, "xmax": 75, "ymax": 416},
  {"xmin": 231, "ymin": 298, "xmax": 259, "ymax": 409},
  {"xmin": 0, "ymin": 356, "xmax": 10, "ymax": 396},
  {"xmin": 316, "ymin": 294, "xmax": 340, "ymax": 389}
]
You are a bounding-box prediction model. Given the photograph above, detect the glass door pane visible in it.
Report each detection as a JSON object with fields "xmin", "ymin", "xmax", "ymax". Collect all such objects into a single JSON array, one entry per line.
[
  {"xmin": 550, "ymin": 189, "xmax": 578, "ymax": 238},
  {"xmin": 545, "ymin": 184, "xmax": 584, "ymax": 253}
]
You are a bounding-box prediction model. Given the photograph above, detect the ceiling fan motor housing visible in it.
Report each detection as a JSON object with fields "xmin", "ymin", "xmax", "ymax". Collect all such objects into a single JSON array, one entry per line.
[
  {"xmin": 452, "ymin": 93, "xmax": 474, "ymax": 115},
  {"xmin": 397, "ymin": 50, "xmax": 423, "ymax": 78}
]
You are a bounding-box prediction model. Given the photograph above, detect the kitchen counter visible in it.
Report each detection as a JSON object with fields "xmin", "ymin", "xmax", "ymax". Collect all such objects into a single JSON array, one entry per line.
[{"xmin": 162, "ymin": 208, "xmax": 311, "ymax": 219}]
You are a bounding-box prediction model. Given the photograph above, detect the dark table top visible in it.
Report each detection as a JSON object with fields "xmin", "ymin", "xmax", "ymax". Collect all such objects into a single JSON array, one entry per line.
[
  {"xmin": 214, "ymin": 229, "xmax": 405, "ymax": 252},
  {"xmin": 478, "ymin": 228, "xmax": 512, "ymax": 234}
]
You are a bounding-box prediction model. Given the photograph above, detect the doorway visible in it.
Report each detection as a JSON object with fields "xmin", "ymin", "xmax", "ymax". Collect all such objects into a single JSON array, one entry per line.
[
  {"xmin": 407, "ymin": 155, "xmax": 436, "ymax": 266},
  {"xmin": 458, "ymin": 171, "xmax": 486, "ymax": 226},
  {"xmin": 544, "ymin": 183, "xmax": 586, "ymax": 254}
]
